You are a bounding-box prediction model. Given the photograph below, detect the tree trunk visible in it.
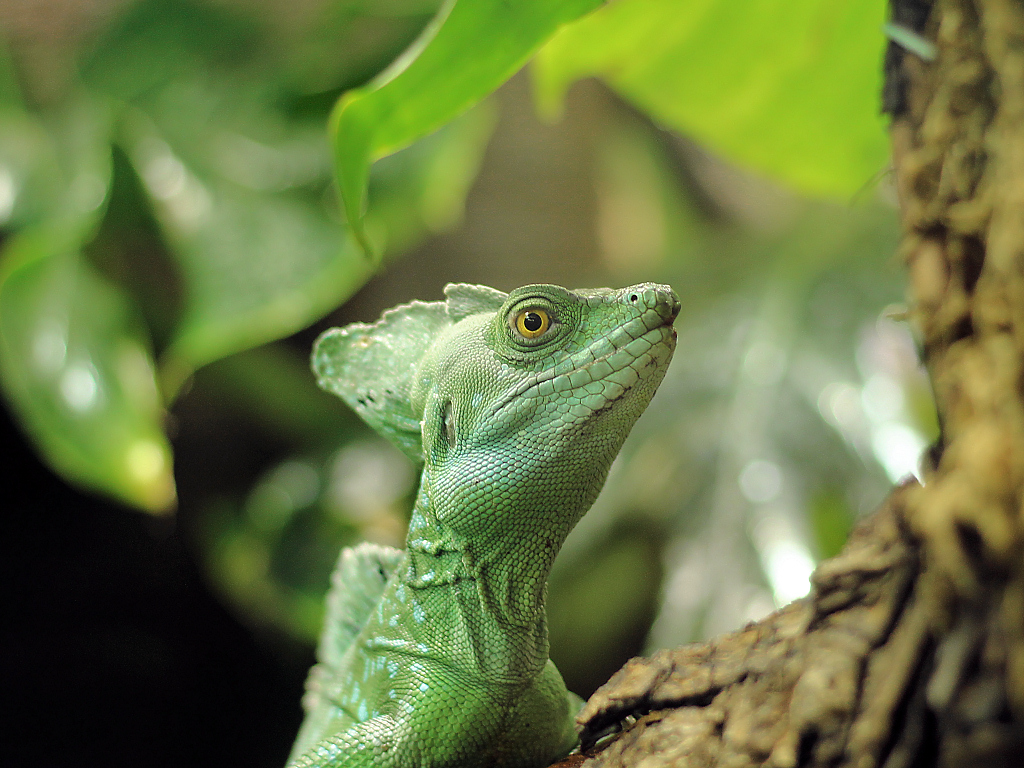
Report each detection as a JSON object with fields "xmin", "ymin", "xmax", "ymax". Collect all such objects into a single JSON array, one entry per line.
[{"xmin": 554, "ymin": 1, "xmax": 1024, "ymax": 765}]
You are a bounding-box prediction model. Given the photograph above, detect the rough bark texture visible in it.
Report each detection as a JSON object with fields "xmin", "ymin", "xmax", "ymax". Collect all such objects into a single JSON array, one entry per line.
[{"xmin": 551, "ymin": 1, "xmax": 1024, "ymax": 765}]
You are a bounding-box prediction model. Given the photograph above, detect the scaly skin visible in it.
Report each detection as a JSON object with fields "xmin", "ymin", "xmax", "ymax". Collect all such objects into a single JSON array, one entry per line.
[{"xmin": 289, "ymin": 282, "xmax": 679, "ymax": 768}]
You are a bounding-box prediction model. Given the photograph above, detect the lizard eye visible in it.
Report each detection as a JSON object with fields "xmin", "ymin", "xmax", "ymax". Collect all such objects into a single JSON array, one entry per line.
[{"xmin": 513, "ymin": 308, "xmax": 551, "ymax": 339}]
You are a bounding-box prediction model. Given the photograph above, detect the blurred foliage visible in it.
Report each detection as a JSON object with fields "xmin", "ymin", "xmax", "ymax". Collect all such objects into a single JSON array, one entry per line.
[
  {"xmin": 0, "ymin": 0, "xmax": 937, "ymax": 703},
  {"xmin": 0, "ymin": 0, "xmax": 494, "ymax": 510},
  {"xmin": 535, "ymin": 0, "xmax": 890, "ymax": 198},
  {"xmin": 330, "ymin": 0, "xmax": 602, "ymax": 252}
]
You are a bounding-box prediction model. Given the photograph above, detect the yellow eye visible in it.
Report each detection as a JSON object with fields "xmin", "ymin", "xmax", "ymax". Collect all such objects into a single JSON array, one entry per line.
[{"xmin": 514, "ymin": 308, "xmax": 551, "ymax": 339}]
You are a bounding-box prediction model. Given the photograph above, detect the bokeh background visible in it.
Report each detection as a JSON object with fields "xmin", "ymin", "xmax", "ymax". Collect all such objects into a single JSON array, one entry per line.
[{"xmin": 0, "ymin": 1, "xmax": 935, "ymax": 766}]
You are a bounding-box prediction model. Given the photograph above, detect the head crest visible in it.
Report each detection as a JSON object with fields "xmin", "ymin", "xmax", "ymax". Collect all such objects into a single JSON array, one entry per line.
[{"xmin": 312, "ymin": 284, "xmax": 508, "ymax": 459}]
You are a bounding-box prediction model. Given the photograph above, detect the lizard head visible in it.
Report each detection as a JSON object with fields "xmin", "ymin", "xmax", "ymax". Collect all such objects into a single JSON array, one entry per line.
[
  {"xmin": 313, "ymin": 282, "xmax": 678, "ymax": 544},
  {"xmin": 416, "ymin": 283, "xmax": 679, "ymax": 447},
  {"xmin": 412, "ymin": 284, "xmax": 678, "ymax": 537}
]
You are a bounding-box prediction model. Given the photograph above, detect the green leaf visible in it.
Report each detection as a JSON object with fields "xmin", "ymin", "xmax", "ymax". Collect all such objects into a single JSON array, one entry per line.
[
  {"xmin": 119, "ymin": 81, "xmax": 493, "ymax": 390},
  {"xmin": 365, "ymin": 100, "xmax": 498, "ymax": 255},
  {"xmin": 0, "ymin": 97, "xmax": 174, "ymax": 512},
  {"xmin": 116, "ymin": 109, "xmax": 371, "ymax": 395},
  {"xmin": 0, "ymin": 111, "xmax": 58, "ymax": 231},
  {"xmin": 331, "ymin": 0, "xmax": 604, "ymax": 254},
  {"xmin": 77, "ymin": 0, "xmax": 502, "ymax": 389},
  {"xmin": 153, "ymin": 176, "xmax": 371, "ymax": 394},
  {"xmin": 0, "ymin": 91, "xmax": 110, "ymax": 234},
  {"xmin": 83, "ymin": 0, "xmax": 373, "ymax": 383},
  {"xmin": 79, "ymin": 0, "xmax": 262, "ymax": 104},
  {"xmin": 276, "ymin": 0, "xmax": 446, "ymax": 96},
  {"xmin": 534, "ymin": 0, "xmax": 889, "ymax": 198},
  {"xmin": 0, "ymin": 225, "xmax": 176, "ymax": 512}
]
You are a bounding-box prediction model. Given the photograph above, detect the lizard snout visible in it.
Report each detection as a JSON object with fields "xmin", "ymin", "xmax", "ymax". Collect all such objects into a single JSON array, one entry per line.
[{"xmin": 624, "ymin": 283, "xmax": 680, "ymax": 325}]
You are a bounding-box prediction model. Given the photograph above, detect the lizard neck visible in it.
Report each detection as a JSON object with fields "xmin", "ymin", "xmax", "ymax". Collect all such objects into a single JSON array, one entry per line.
[{"xmin": 402, "ymin": 479, "xmax": 568, "ymax": 681}]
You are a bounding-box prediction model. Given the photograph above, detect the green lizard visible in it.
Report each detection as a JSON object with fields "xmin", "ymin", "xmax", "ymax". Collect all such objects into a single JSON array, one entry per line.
[{"xmin": 289, "ymin": 282, "xmax": 679, "ymax": 768}]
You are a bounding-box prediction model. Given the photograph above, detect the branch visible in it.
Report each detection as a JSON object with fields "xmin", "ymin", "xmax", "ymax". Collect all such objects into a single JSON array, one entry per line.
[{"xmin": 571, "ymin": 486, "xmax": 924, "ymax": 768}]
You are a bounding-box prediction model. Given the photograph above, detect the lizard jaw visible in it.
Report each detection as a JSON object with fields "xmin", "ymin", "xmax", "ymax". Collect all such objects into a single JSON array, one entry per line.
[{"xmin": 490, "ymin": 319, "xmax": 676, "ymax": 419}]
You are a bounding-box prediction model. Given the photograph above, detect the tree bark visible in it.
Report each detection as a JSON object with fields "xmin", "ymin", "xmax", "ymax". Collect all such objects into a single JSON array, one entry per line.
[{"xmin": 553, "ymin": 1, "xmax": 1024, "ymax": 765}]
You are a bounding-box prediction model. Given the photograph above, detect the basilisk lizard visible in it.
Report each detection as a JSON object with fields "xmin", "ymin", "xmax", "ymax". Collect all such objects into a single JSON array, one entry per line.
[{"xmin": 289, "ymin": 282, "xmax": 679, "ymax": 767}]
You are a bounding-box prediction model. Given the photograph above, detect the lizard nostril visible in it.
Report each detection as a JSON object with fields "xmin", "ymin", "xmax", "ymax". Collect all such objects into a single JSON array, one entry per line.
[
  {"xmin": 656, "ymin": 290, "xmax": 680, "ymax": 323},
  {"xmin": 623, "ymin": 285, "xmax": 679, "ymax": 322}
]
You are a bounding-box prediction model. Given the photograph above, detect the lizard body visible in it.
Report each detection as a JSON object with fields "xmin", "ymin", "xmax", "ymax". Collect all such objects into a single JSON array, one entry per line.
[{"xmin": 289, "ymin": 282, "xmax": 678, "ymax": 768}]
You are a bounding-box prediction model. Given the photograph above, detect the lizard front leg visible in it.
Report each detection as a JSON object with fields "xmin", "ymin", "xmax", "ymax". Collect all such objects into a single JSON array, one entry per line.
[
  {"xmin": 288, "ymin": 694, "xmax": 498, "ymax": 768},
  {"xmin": 288, "ymin": 717, "xmax": 399, "ymax": 768},
  {"xmin": 287, "ymin": 673, "xmax": 576, "ymax": 768}
]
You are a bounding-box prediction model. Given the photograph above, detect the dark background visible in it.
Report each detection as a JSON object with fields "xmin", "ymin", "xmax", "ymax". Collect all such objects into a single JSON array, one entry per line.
[{"xmin": 1, "ymin": 402, "xmax": 306, "ymax": 767}]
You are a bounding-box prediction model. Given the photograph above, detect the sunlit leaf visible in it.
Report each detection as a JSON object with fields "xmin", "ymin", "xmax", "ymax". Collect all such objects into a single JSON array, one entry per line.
[
  {"xmin": 534, "ymin": 0, "xmax": 889, "ymax": 197},
  {"xmin": 331, "ymin": 0, "xmax": 603, "ymax": 253},
  {"xmin": 0, "ymin": 97, "xmax": 173, "ymax": 512},
  {"xmin": 0, "ymin": 226, "xmax": 175, "ymax": 512},
  {"xmin": 0, "ymin": 112, "xmax": 58, "ymax": 231}
]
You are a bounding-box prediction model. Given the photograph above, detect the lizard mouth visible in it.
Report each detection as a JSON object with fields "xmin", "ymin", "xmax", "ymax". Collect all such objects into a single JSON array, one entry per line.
[{"xmin": 490, "ymin": 313, "xmax": 677, "ymax": 417}]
